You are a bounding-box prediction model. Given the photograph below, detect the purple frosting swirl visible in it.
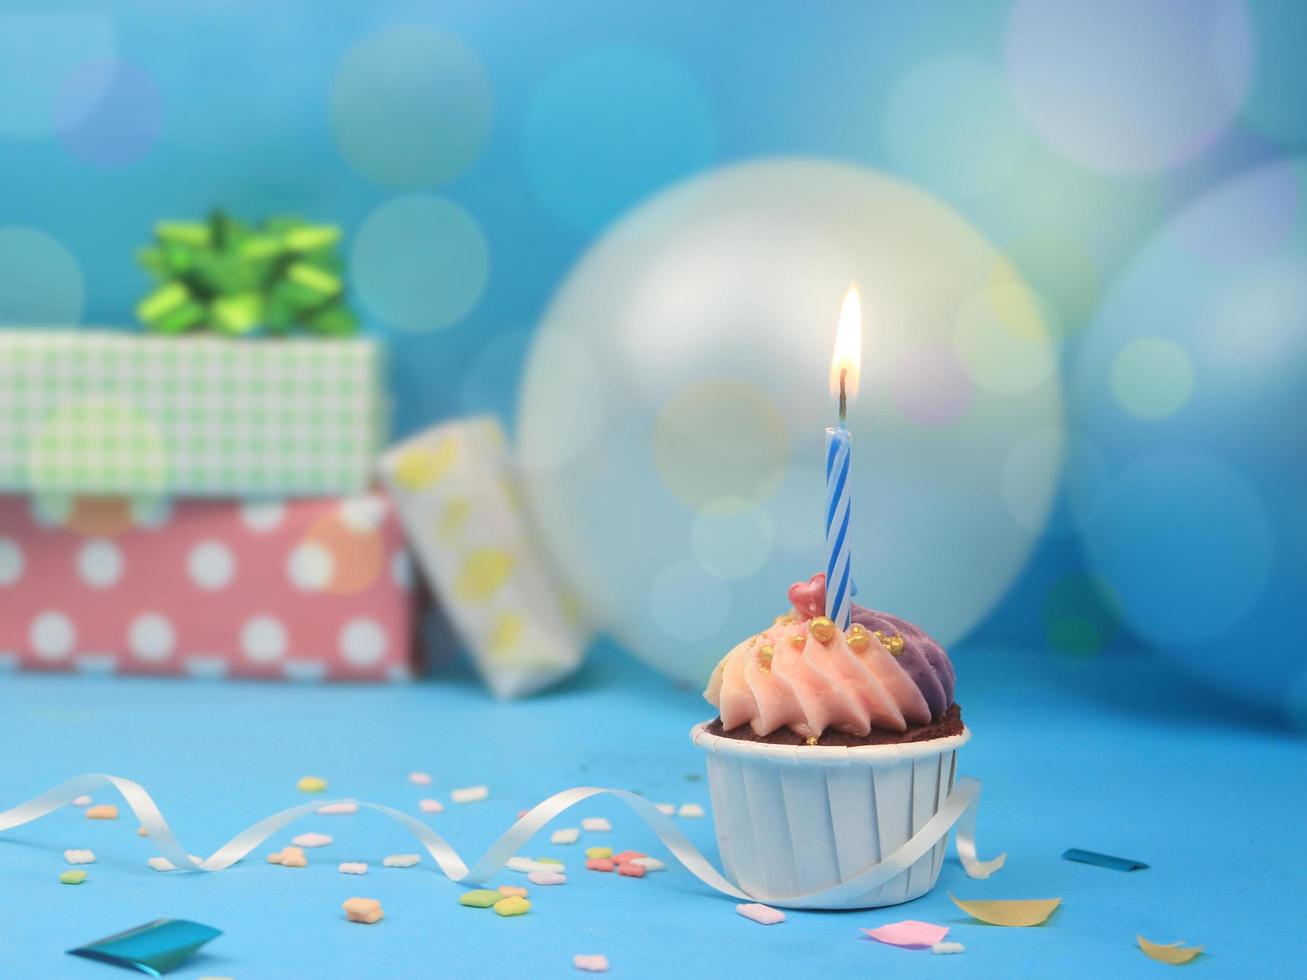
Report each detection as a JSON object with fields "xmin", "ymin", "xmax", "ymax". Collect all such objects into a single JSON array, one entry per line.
[{"xmin": 849, "ymin": 606, "xmax": 955, "ymax": 719}]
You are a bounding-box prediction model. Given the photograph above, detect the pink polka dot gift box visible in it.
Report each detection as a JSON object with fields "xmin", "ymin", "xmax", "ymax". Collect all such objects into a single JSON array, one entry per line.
[{"xmin": 0, "ymin": 493, "xmax": 414, "ymax": 681}]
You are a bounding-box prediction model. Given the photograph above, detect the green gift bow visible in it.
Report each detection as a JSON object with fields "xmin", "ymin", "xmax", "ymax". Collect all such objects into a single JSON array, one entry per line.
[{"xmin": 135, "ymin": 211, "xmax": 359, "ymax": 336}]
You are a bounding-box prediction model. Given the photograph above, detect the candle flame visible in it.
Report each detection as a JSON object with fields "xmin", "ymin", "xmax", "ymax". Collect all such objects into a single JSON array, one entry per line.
[{"xmin": 829, "ymin": 284, "xmax": 862, "ymax": 401}]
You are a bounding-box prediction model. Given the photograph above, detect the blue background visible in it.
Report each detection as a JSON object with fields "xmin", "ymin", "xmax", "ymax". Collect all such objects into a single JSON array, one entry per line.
[{"xmin": 2, "ymin": 3, "xmax": 1307, "ymax": 974}]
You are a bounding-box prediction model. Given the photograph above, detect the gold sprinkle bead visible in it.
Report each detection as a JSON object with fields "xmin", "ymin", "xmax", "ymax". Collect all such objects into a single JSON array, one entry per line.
[
  {"xmin": 805, "ymin": 736, "xmax": 819, "ymax": 746},
  {"xmin": 846, "ymin": 631, "xmax": 870, "ymax": 653},
  {"xmin": 809, "ymin": 617, "xmax": 836, "ymax": 643},
  {"xmin": 757, "ymin": 644, "xmax": 774, "ymax": 674},
  {"xmin": 790, "ymin": 633, "xmax": 805, "ymax": 648},
  {"xmin": 874, "ymin": 630, "xmax": 906, "ymax": 656},
  {"xmin": 848, "ymin": 623, "xmax": 866, "ymax": 635}
]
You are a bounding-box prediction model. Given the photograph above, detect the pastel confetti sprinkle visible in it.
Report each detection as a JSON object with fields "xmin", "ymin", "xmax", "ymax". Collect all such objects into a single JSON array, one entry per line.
[
  {"xmin": 586, "ymin": 858, "xmax": 614, "ymax": 872},
  {"xmin": 409, "ymin": 771, "xmax": 433, "ymax": 785},
  {"xmin": 535, "ymin": 857, "xmax": 564, "ymax": 865},
  {"xmin": 267, "ymin": 846, "xmax": 307, "ymax": 867},
  {"xmin": 948, "ymin": 893, "xmax": 1061, "ymax": 927},
  {"xmin": 1137, "ymin": 936, "xmax": 1204, "ymax": 965},
  {"xmin": 493, "ymin": 895, "xmax": 530, "ymax": 917},
  {"xmin": 338, "ymin": 862, "xmax": 368, "ymax": 875},
  {"xmin": 861, "ymin": 921, "xmax": 950, "ymax": 948},
  {"xmin": 460, "ymin": 889, "xmax": 502, "ymax": 908},
  {"xmin": 60, "ymin": 870, "xmax": 87, "ymax": 885},
  {"xmin": 85, "ymin": 804, "xmax": 118, "ymax": 820},
  {"xmin": 528, "ymin": 871, "xmax": 567, "ymax": 886},
  {"xmin": 617, "ymin": 862, "xmax": 646, "ymax": 878},
  {"xmin": 932, "ymin": 942, "xmax": 966, "ymax": 955},
  {"xmin": 383, "ymin": 854, "xmax": 421, "ymax": 868},
  {"xmin": 317, "ymin": 802, "xmax": 358, "ymax": 815},
  {"xmin": 551, "ymin": 827, "xmax": 580, "ymax": 844},
  {"xmin": 64, "ymin": 849, "xmax": 95, "ymax": 865},
  {"xmin": 137, "ymin": 826, "xmax": 149, "ymax": 837},
  {"xmin": 507, "ymin": 856, "xmax": 559, "ymax": 873},
  {"xmin": 419, "ymin": 799, "xmax": 444, "ymax": 813},
  {"xmin": 148, "ymin": 856, "xmax": 178, "ymax": 871},
  {"xmin": 631, "ymin": 857, "xmax": 665, "ymax": 872},
  {"xmin": 584, "ymin": 847, "xmax": 613, "ymax": 860},
  {"xmin": 498, "ymin": 885, "xmax": 529, "ymax": 898},
  {"xmin": 736, "ymin": 903, "xmax": 785, "ymax": 925},
  {"xmin": 452, "ymin": 785, "xmax": 488, "ymax": 804},
  {"xmin": 72, "ymin": 795, "xmax": 92, "ymax": 807},
  {"xmin": 343, "ymin": 897, "xmax": 383, "ymax": 924},
  {"xmin": 292, "ymin": 832, "xmax": 333, "ymax": 848},
  {"xmin": 297, "ymin": 776, "xmax": 328, "ymax": 793},
  {"xmin": 613, "ymin": 850, "xmax": 645, "ymax": 863},
  {"xmin": 655, "ymin": 803, "xmax": 674, "ymax": 815},
  {"xmin": 574, "ymin": 954, "xmax": 610, "ymax": 972},
  {"xmin": 581, "ymin": 817, "xmax": 611, "ymax": 832},
  {"xmin": 677, "ymin": 803, "xmax": 704, "ymax": 817}
]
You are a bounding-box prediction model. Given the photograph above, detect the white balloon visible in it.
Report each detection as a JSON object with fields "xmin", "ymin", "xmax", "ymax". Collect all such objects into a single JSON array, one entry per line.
[{"xmin": 518, "ymin": 159, "xmax": 1063, "ymax": 685}]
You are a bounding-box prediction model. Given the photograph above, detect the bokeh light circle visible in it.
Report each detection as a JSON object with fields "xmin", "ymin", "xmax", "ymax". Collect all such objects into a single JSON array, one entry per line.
[
  {"xmin": 1110, "ymin": 337, "xmax": 1194, "ymax": 419},
  {"xmin": 519, "ymin": 159, "xmax": 1064, "ymax": 685},
  {"xmin": 1239, "ymin": 2, "xmax": 1307, "ymax": 147},
  {"xmin": 0, "ymin": 227, "xmax": 84, "ymax": 324},
  {"xmin": 351, "ymin": 195, "xmax": 488, "ymax": 331},
  {"xmin": 56, "ymin": 60, "xmax": 163, "ymax": 168},
  {"xmin": 885, "ymin": 56, "xmax": 1033, "ymax": 197},
  {"xmin": 1006, "ymin": 0, "xmax": 1252, "ymax": 174},
  {"xmin": 523, "ymin": 45, "xmax": 715, "ymax": 233},
  {"xmin": 1072, "ymin": 156, "xmax": 1307, "ymax": 717},
  {"xmin": 330, "ymin": 26, "xmax": 492, "ymax": 189},
  {"xmin": 0, "ymin": 11, "xmax": 114, "ymax": 138}
]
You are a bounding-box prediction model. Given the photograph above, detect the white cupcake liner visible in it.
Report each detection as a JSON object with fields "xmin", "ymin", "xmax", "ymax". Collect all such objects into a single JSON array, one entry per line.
[{"xmin": 691, "ymin": 722, "xmax": 970, "ymax": 909}]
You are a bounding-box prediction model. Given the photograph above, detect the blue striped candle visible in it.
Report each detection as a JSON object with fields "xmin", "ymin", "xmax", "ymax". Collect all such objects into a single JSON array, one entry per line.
[{"xmin": 824, "ymin": 424, "xmax": 852, "ymax": 629}]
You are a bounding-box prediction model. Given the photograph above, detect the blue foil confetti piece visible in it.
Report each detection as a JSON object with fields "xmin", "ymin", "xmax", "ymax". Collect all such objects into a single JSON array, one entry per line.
[
  {"xmin": 1062, "ymin": 848, "xmax": 1149, "ymax": 872},
  {"xmin": 68, "ymin": 919, "xmax": 222, "ymax": 976}
]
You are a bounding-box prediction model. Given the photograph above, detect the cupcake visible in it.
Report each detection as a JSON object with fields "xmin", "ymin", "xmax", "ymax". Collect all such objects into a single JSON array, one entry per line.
[{"xmin": 691, "ymin": 573, "xmax": 969, "ymax": 909}]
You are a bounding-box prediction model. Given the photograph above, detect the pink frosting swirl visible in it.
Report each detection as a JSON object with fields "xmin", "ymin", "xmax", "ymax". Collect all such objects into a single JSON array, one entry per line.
[{"xmin": 704, "ymin": 613, "xmax": 933, "ymax": 739}]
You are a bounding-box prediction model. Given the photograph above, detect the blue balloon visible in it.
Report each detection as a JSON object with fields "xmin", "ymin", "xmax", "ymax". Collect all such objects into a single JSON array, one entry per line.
[{"xmin": 1072, "ymin": 157, "xmax": 1307, "ymax": 722}]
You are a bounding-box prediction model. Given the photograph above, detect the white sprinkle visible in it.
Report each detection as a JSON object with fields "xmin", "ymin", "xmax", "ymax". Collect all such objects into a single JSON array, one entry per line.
[
  {"xmin": 507, "ymin": 856, "xmax": 561, "ymax": 874},
  {"xmin": 528, "ymin": 870, "xmax": 568, "ymax": 885},
  {"xmin": 292, "ymin": 832, "xmax": 333, "ymax": 848},
  {"xmin": 581, "ymin": 817, "xmax": 611, "ymax": 832},
  {"xmin": 409, "ymin": 771, "xmax": 432, "ymax": 785},
  {"xmin": 631, "ymin": 856, "xmax": 665, "ymax": 871},
  {"xmin": 148, "ymin": 856, "xmax": 180, "ymax": 871},
  {"xmin": 655, "ymin": 803, "xmax": 674, "ymax": 816},
  {"xmin": 550, "ymin": 827, "xmax": 580, "ymax": 845},
  {"xmin": 419, "ymin": 798, "xmax": 444, "ymax": 814},
  {"xmin": 72, "ymin": 795, "xmax": 92, "ymax": 807},
  {"xmin": 317, "ymin": 802, "xmax": 358, "ymax": 815},
  {"xmin": 451, "ymin": 785, "xmax": 488, "ymax": 804},
  {"xmin": 573, "ymin": 954, "xmax": 609, "ymax": 972},
  {"xmin": 64, "ymin": 849, "xmax": 95, "ymax": 865},
  {"xmin": 338, "ymin": 862, "xmax": 368, "ymax": 875},
  {"xmin": 736, "ymin": 903, "xmax": 785, "ymax": 925},
  {"xmin": 383, "ymin": 854, "xmax": 421, "ymax": 868},
  {"xmin": 678, "ymin": 803, "xmax": 705, "ymax": 818},
  {"xmin": 932, "ymin": 941, "xmax": 965, "ymax": 955}
]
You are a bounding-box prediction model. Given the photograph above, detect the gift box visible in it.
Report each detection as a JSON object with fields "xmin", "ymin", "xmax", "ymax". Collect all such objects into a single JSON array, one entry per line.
[
  {"xmin": 0, "ymin": 492, "xmax": 413, "ymax": 680},
  {"xmin": 0, "ymin": 331, "xmax": 385, "ymax": 498}
]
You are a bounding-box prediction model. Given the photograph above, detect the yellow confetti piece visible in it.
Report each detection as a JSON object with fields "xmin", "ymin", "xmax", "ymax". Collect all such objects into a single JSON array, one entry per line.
[
  {"xmin": 297, "ymin": 775, "xmax": 327, "ymax": 793},
  {"xmin": 393, "ymin": 439, "xmax": 457, "ymax": 490},
  {"xmin": 456, "ymin": 548, "xmax": 515, "ymax": 602},
  {"xmin": 1137, "ymin": 936, "xmax": 1204, "ymax": 965},
  {"xmin": 948, "ymin": 893, "xmax": 1060, "ymax": 927}
]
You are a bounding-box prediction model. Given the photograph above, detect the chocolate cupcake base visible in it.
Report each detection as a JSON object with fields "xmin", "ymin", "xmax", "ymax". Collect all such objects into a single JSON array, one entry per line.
[{"xmin": 705, "ymin": 702, "xmax": 963, "ymax": 747}]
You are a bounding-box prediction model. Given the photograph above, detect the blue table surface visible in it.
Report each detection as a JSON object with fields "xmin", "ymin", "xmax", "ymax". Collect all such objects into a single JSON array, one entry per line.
[{"xmin": 2, "ymin": 642, "xmax": 1303, "ymax": 979}]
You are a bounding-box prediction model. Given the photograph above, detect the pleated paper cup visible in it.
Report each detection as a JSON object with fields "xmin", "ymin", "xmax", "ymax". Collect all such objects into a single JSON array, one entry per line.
[{"xmin": 691, "ymin": 722, "xmax": 970, "ymax": 910}]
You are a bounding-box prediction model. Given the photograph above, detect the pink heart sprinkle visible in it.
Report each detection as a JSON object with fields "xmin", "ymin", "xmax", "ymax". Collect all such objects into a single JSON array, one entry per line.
[
  {"xmin": 861, "ymin": 920, "xmax": 950, "ymax": 948},
  {"xmin": 786, "ymin": 574, "xmax": 826, "ymax": 620}
]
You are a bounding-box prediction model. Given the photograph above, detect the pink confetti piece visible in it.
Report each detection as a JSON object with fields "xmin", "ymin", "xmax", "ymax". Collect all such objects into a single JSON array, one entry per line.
[
  {"xmin": 528, "ymin": 871, "xmax": 567, "ymax": 885},
  {"xmin": 573, "ymin": 954, "xmax": 609, "ymax": 972},
  {"xmin": 419, "ymin": 799, "xmax": 444, "ymax": 814},
  {"xmin": 409, "ymin": 772, "xmax": 432, "ymax": 786},
  {"xmin": 736, "ymin": 903, "xmax": 785, "ymax": 925},
  {"xmin": 861, "ymin": 920, "xmax": 950, "ymax": 948}
]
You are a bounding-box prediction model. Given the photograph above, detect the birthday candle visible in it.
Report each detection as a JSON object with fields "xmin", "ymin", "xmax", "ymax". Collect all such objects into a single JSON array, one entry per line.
[{"xmin": 824, "ymin": 285, "xmax": 862, "ymax": 629}]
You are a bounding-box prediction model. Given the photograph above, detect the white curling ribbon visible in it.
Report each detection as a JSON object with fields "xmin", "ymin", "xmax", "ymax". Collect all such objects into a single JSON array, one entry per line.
[{"xmin": 0, "ymin": 773, "xmax": 1003, "ymax": 905}]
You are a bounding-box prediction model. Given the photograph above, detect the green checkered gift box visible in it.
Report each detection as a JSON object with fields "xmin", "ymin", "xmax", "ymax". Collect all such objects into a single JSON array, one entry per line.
[{"xmin": 0, "ymin": 331, "xmax": 385, "ymax": 497}]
